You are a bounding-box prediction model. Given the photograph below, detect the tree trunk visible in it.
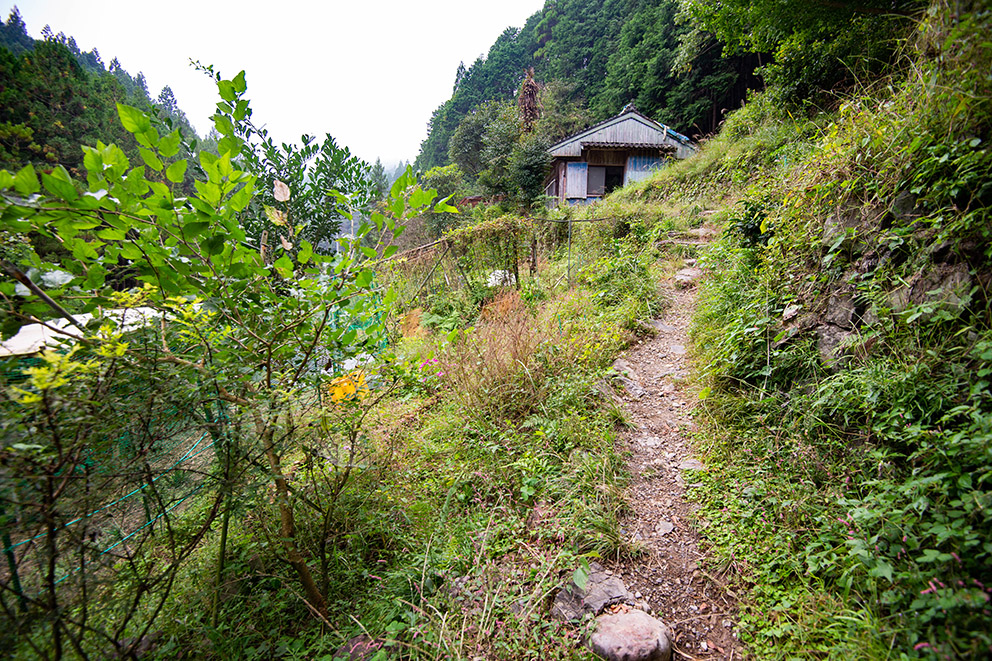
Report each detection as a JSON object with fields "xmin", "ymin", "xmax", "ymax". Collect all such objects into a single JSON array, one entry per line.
[{"xmin": 260, "ymin": 424, "xmax": 328, "ymax": 618}]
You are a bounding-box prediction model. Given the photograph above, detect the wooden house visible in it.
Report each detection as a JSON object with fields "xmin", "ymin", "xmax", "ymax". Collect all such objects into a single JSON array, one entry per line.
[{"xmin": 544, "ymin": 105, "xmax": 695, "ymax": 206}]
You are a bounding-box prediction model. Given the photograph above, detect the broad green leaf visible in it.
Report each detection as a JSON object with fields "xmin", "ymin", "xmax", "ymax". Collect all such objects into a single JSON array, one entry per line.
[
  {"xmin": 42, "ymin": 171, "xmax": 77, "ymax": 201},
  {"xmin": 182, "ymin": 221, "xmax": 210, "ymax": 239},
  {"xmin": 233, "ymin": 99, "xmax": 249, "ymax": 121},
  {"xmin": 189, "ymin": 197, "xmax": 214, "ymax": 215},
  {"xmin": 360, "ymin": 246, "xmax": 377, "ymax": 259},
  {"xmin": 341, "ymin": 329, "xmax": 357, "ymax": 345},
  {"xmin": 434, "ymin": 195, "xmax": 458, "ymax": 213},
  {"xmin": 124, "ymin": 166, "xmax": 150, "ymax": 195},
  {"xmin": 217, "ymin": 136, "xmax": 242, "ymax": 158},
  {"xmin": 228, "ymin": 182, "xmax": 253, "ymax": 212},
  {"xmin": 14, "ymin": 164, "xmax": 39, "ymax": 195},
  {"xmin": 139, "ymin": 148, "xmax": 164, "ymax": 171},
  {"xmin": 0, "ymin": 170, "xmax": 14, "ymax": 189},
  {"xmin": 214, "ymin": 115, "xmax": 234, "ymax": 137},
  {"xmin": 70, "ymin": 239, "xmax": 99, "ymax": 261},
  {"xmin": 202, "ymin": 234, "xmax": 225, "ymax": 255},
  {"xmin": 195, "ymin": 180, "xmax": 222, "ymax": 207},
  {"xmin": 159, "ymin": 130, "xmax": 182, "ymax": 158},
  {"xmin": 232, "ymin": 71, "xmax": 247, "ymax": 93},
  {"xmin": 273, "ymin": 255, "xmax": 294, "ymax": 279},
  {"xmin": 166, "ymin": 159, "xmax": 188, "ymax": 183},
  {"xmin": 572, "ymin": 565, "xmax": 589, "ymax": 592},
  {"xmin": 869, "ymin": 561, "xmax": 893, "ymax": 583},
  {"xmin": 382, "ymin": 246, "xmax": 398, "ymax": 258},
  {"xmin": 355, "ymin": 270, "xmax": 373, "ymax": 288},
  {"xmin": 96, "ymin": 227, "xmax": 126, "ymax": 241},
  {"xmin": 82, "ymin": 263, "xmax": 107, "ymax": 289},
  {"xmin": 217, "ymin": 80, "xmax": 236, "ymax": 103},
  {"xmin": 117, "ymin": 103, "xmax": 151, "ymax": 133},
  {"xmin": 119, "ymin": 242, "xmax": 143, "ymax": 260},
  {"xmin": 82, "ymin": 147, "xmax": 102, "ymax": 173},
  {"xmin": 298, "ymin": 240, "xmax": 313, "ymax": 264},
  {"xmin": 409, "ymin": 187, "xmax": 434, "ymax": 209},
  {"xmin": 227, "ymin": 261, "xmax": 251, "ymax": 278},
  {"xmin": 135, "ymin": 128, "xmax": 160, "ymax": 149},
  {"xmin": 389, "ymin": 195, "xmax": 405, "ymax": 218}
]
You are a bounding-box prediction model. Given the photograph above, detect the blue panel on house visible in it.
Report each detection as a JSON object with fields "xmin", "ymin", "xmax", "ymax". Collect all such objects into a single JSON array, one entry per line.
[
  {"xmin": 565, "ymin": 162, "xmax": 588, "ymax": 199},
  {"xmin": 625, "ymin": 156, "xmax": 664, "ymax": 185}
]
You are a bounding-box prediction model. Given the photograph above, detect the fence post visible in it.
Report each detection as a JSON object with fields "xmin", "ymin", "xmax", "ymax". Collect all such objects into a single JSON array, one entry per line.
[
  {"xmin": 567, "ymin": 218, "xmax": 573, "ymax": 288},
  {"xmin": 1, "ymin": 505, "xmax": 27, "ymax": 612}
]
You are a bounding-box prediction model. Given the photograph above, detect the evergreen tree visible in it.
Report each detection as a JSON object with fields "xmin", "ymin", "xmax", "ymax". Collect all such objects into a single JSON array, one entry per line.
[
  {"xmin": 0, "ymin": 6, "xmax": 33, "ymax": 56},
  {"xmin": 370, "ymin": 158, "xmax": 389, "ymax": 199}
]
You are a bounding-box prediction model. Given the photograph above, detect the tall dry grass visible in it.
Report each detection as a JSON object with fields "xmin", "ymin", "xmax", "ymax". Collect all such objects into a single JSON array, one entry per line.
[{"xmin": 440, "ymin": 291, "xmax": 550, "ymax": 422}]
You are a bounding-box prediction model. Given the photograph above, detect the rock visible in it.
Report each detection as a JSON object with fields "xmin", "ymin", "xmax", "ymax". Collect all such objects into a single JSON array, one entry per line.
[
  {"xmin": 889, "ymin": 190, "xmax": 922, "ymax": 222},
  {"xmin": 816, "ymin": 323, "xmax": 853, "ymax": 368},
  {"xmin": 595, "ymin": 379, "xmax": 625, "ymax": 407},
  {"xmin": 674, "ymin": 267, "xmax": 703, "ymax": 285},
  {"xmin": 677, "ymin": 459, "xmax": 705, "ymax": 471},
  {"xmin": 613, "ymin": 358, "xmax": 636, "ymax": 377},
  {"xmin": 655, "ymin": 521, "xmax": 675, "ymax": 536},
  {"xmin": 486, "ymin": 269, "xmax": 515, "ymax": 287},
  {"xmin": 115, "ymin": 632, "xmax": 162, "ymax": 659},
  {"xmin": 588, "ymin": 610, "xmax": 672, "ymax": 661},
  {"xmin": 687, "ymin": 226, "xmax": 718, "ymax": 239},
  {"xmin": 333, "ymin": 635, "xmax": 385, "ymax": 660},
  {"xmin": 651, "ymin": 321, "xmax": 678, "ymax": 332},
  {"xmin": 619, "ymin": 376, "xmax": 648, "ymax": 399},
  {"xmin": 887, "ymin": 263, "xmax": 971, "ymax": 315},
  {"xmin": 824, "ymin": 292, "xmax": 857, "ymax": 329},
  {"xmin": 636, "ymin": 435, "xmax": 662, "ymax": 448},
  {"xmin": 821, "ymin": 206, "xmax": 862, "ymax": 252},
  {"xmin": 551, "ymin": 562, "xmax": 635, "ymax": 622},
  {"xmin": 669, "ymin": 344, "xmax": 686, "ymax": 356}
]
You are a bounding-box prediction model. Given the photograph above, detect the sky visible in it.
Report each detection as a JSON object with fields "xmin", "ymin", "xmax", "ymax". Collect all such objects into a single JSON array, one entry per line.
[{"xmin": 5, "ymin": 0, "xmax": 547, "ymax": 167}]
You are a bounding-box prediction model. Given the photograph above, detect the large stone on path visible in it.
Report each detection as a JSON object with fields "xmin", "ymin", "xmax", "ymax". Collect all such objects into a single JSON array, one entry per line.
[
  {"xmin": 588, "ymin": 609, "xmax": 672, "ymax": 661},
  {"xmin": 550, "ymin": 562, "xmax": 634, "ymax": 622}
]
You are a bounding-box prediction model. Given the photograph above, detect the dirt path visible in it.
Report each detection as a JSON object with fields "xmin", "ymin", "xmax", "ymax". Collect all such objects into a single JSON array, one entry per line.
[{"xmin": 609, "ymin": 252, "xmax": 742, "ymax": 660}]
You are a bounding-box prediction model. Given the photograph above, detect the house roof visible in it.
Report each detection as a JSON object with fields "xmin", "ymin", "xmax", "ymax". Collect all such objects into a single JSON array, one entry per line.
[{"xmin": 547, "ymin": 106, "xmax": 693, "ymax": 159}]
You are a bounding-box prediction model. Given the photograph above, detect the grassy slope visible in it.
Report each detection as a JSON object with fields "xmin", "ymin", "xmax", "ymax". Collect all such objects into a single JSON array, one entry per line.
[{"xmin": 608, "ymin": 4, "xmax": 991, "ymax": 658}]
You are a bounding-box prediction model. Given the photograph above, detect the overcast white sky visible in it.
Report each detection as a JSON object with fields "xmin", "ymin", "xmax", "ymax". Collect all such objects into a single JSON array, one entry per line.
[{"xmin": 5, "ymin": 1, "xmax": 546, "ymax": 167}]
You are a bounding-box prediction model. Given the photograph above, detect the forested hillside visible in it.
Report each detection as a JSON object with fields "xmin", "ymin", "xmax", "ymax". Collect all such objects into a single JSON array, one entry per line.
[
  {"xmin": 0, "ymin": 7, "xmax": 198, "ymax": 174},
  {"xmin": 414, "ymin": 0, "xmax": 766, "ymax": 173}
]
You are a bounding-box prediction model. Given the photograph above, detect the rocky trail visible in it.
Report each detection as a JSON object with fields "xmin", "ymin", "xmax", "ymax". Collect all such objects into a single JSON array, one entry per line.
[
  {"xmin": 548, "ymin": 228, "xmax": 743, "ymax": 661},
  {"xmin": 606, "ymin": 253, "xmax": 741, "ymax": 660}
]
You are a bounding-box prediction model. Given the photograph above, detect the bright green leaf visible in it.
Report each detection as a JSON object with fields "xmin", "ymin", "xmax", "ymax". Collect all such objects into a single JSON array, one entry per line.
[
  {"xmin": 117, "ymin": 103, "xmax": 151, "ymax": 133},
  {"xmin": 14, "ymin": 165, "xmax": 39, "ymax": 195},
  {"xmin": 139, "ymin": 148, "xmax": 164, "ymax": 171},
  {"xmin": 166, "ymin": 159, "xmax": 188, "ymax": 184},
  {"xmin": 273, "ymin": 255, "xmax": 294, "ymax": 279},
  {"xmin": 42, "ymin": 172, "xmax": 77, "ymax": 201},
  {"xmin": 159, "ymin": 131, "xmax": 182, "ymax": 158}
]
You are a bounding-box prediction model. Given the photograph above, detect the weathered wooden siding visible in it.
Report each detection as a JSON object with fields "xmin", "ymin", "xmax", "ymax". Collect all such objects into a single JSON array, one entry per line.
[
  {"xmin": 624, "ymin": 155, "xmax": 664, "ymax": 185},
  {"xmin": 565, "ymin": 162, "xmax": 588, "ymax": 199}
]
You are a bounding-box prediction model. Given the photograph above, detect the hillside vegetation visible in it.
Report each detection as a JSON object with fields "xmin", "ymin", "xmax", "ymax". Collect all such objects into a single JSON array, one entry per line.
[{"xmin": 600, "ymin": 2, "xmax": 990, "ymax": 656}]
